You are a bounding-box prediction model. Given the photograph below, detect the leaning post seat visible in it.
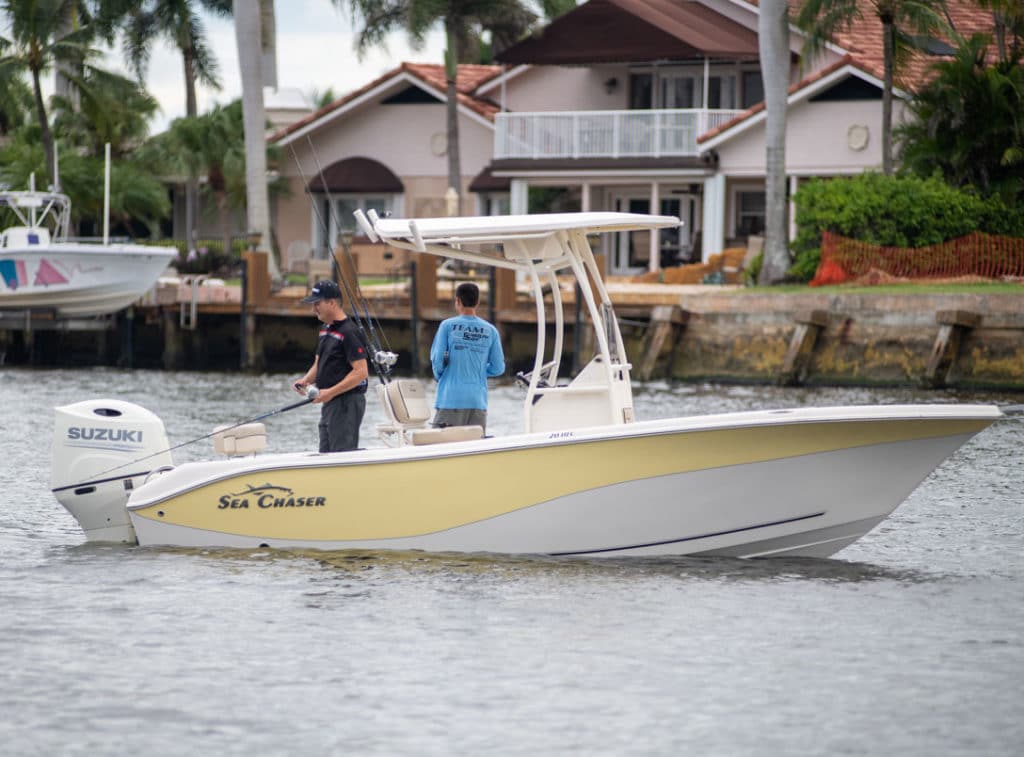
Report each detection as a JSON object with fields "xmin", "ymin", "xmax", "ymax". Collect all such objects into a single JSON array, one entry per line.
[
  {"xmin": 213, "ymin": 423, "xmax": 267, "ymax": 456},
  {"xmin": 376, "ymin": 379, "xmax": 432, "ymax": 446},
  {"xmin": 409, "ymin": 425, "xmax": 484, "ymax": 446}
]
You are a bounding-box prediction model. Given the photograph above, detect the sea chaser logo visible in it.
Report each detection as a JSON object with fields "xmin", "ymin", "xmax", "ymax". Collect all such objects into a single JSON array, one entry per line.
[{"xmin": 218, "ymin": 483, "xmax": 326, "ymax": 510}]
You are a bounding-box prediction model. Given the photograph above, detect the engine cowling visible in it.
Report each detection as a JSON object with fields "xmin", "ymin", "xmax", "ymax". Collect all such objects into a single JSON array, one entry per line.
[{"xmin": 52, "ymin": 400, "xmax": 173, "ymax": 543}]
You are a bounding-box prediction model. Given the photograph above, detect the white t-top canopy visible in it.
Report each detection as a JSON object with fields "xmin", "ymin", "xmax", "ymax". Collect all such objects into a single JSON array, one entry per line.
[{"xmin": 370, "ymin": 211, "xmax": 680, "ymax": 247}]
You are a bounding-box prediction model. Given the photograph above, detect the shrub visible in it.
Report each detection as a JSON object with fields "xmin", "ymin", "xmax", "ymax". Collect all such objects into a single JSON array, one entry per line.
[
  {"xmin": 790, "ymin": 173, "xmax": 1024, "ymax": 282},
  {"xmin": 157, "ymin": 238, "xmax": 246, "ymax": 275}
]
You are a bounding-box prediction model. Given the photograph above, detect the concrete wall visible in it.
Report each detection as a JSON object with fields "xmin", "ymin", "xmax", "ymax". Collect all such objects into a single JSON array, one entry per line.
[
  {"xmin": 658, "ymin": 291, "xmax": 1024, "ymax": 389},
  {"xmin": 495, "ymin": 66, "xmax": 627, "ymax": 112},
  {"xmin": 715, "ymin": 99, "xmax": 909, "ymax": 176}
]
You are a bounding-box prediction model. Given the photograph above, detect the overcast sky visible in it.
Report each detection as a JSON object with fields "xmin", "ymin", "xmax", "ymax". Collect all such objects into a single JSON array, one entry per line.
[{"xmin": 99, "ymin": 0, "xmax": 447, "ymax": 134}]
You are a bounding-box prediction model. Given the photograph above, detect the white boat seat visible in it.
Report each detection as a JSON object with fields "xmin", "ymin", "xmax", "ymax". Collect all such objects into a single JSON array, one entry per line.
[
  {"xmin": 385, "ymin": 379, "xmax": 432, "ymax": 425},
  {"xmin": 213, "ymin": 423, "xmax": 267, "ymax": 456},
  {"xmin": 409, "ymin": 425, "xmax": 484, "ymax": 446}
]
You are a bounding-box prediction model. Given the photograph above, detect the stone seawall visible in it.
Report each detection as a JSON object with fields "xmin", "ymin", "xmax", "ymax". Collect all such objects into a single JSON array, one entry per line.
[
  {"xmin": 3, "ymin": 289, "xmax": 1022, "ymax": 390},
  {"xmin": 639, "ymin": 291, "xmax": 1024, "ymax": 389}
]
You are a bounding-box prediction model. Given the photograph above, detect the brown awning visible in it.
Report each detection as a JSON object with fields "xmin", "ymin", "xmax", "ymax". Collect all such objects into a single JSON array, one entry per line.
[
  {"xmin": 307, "ymin": 157, "xmax": 403, "ymax": 193},
  {"xmin": 469, "ymin": 166, "xmax": 511, "ymax": 192},
  {"xmin": 497, "ymin": 0, "xmax": 761, "ymax": 64}
]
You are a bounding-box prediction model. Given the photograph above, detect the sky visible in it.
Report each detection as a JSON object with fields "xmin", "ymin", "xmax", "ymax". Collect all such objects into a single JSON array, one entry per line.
[{"xmin": 98, "ymin": 1, "xmax": 447, "ymax": 134}]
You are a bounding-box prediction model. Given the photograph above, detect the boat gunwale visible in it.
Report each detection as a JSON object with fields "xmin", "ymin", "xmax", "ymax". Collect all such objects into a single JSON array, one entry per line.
[{"xmin": 124, "ymin": 403, "xmax": 1001, "ymax": 511}]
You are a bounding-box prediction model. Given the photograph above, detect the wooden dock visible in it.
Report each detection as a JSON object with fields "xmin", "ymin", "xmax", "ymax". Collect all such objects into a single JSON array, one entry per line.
[{"xmin": 2, "ymin": 250, "xmax": 1022, "ymax": 390}]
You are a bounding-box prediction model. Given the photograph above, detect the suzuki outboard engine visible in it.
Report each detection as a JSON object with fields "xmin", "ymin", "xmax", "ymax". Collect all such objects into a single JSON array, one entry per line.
[{"xmin": 52, "ymin": 400, "xmax": 173, "ymax": 543}]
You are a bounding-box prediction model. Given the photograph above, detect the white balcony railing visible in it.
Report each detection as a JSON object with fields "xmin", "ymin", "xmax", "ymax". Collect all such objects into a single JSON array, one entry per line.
[{"xmin": 493, "ymin": 109, "xmax": 743, "ymax": 160}]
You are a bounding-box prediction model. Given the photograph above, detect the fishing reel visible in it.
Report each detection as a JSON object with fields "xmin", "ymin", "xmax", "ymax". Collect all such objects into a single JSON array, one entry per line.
[{"xmin": 374, "ymin": 350, "xmax": 399, "ymax": 368}]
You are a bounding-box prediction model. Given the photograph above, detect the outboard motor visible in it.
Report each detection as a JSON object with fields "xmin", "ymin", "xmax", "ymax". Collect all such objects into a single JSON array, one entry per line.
[{"xmin": 52, "ymin": 400, "xmax": 173, "ymax": 543}]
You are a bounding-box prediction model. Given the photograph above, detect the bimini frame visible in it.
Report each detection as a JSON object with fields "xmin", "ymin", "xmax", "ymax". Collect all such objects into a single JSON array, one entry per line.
[{"xmin": 356, "ymin": 211, "xmax": 680, "ymax": 433}]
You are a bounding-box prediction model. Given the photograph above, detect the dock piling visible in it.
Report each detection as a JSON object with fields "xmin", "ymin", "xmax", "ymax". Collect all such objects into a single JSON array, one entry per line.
[
  {"xmin": 778, "ymin": 310, "xmax": 830, "ymax": 386},
  {"xmin": 923, "ymin": 310, "xmax": 981, "ymax": 388},
  {"xmin": 637, "ymin": 305, "xmax": 688, "ymax": 381}
]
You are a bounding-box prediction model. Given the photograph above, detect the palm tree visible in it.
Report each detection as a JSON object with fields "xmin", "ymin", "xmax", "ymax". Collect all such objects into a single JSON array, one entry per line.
[
  {"xmin": 897, "ymin": 33, "xmax": 1024, "ymax": 205},
  {"xmin": 52, "ymin": 66, "xmax": 160, "ymax": 159},
  {"xmin": 233, "ymin": 0, "xmax": 278, "ymax": 279},
  {"xmin": 120, "ymin": 0, "xmax": 232, "ymax": 251},
  {"xmin": 0, "ymin": 65, "xmax": 33, "ymax": 136},
  {"xmin": 758, "ymin": 0, "xmax": 791, "ymax": 284},
  {"xmin": 795, "ymin": 0, "xmax": 949, "ymax": 175},
  {"xmin": 975, "ymin": 0, "xmax": 1024, "ymax": 63},
  {"xmin": 0, "ymin": 0, "xmax": 104, "ymax": 184},
  {"xmin": 345, "ymin": 0, "xmax": 542, "ymax": 212}
]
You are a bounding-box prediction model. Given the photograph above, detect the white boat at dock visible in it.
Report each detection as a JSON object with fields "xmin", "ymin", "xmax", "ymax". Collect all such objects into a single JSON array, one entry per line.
[
  {"xmin": 1, "ymin": 188, "xmax": 175, "ymax": 317},
  {"xmin": 50, "ymin": 212, "xmax": 1001, "ymax": 558}
]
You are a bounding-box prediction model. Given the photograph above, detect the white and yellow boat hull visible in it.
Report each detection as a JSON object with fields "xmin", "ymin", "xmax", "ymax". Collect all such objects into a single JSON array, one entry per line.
[{"xmin": 124, "ymin": 405, "xmax": 998, "ymax": 558}]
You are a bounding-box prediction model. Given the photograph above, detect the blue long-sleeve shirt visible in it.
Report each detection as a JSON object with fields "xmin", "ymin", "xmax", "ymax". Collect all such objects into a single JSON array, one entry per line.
[{"xmin": 430, "ymin": 315, "xmax": 504, "ymax": 410}]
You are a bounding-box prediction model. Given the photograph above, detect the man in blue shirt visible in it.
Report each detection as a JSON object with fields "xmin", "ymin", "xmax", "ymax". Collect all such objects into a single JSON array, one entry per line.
[{"xmin": 430, "ymin": 282, "xmax": 505, "ymax": 434}]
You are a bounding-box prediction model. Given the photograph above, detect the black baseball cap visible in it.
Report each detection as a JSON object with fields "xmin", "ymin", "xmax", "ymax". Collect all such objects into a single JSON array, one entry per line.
[{"xmin": 302, "ymin": 280, "xmax": 341, "ymax": 303}]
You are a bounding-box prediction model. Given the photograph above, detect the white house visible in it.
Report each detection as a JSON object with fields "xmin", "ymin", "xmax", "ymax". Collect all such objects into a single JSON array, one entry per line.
[{"xmin": 269, "ymin": 0, "xmax": 995, "ymax": 276}]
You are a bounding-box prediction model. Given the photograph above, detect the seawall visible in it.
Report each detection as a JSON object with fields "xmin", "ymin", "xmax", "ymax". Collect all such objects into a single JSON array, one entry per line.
[{"xmin": 2, "ymin": 285, "xmax": 1023, "ymax": 391}]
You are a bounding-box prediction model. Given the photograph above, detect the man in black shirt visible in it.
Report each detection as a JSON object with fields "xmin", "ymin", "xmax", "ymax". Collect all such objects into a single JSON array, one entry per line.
[{"xmin": 293, "ymin": 280, "xmax": 369, "ymax": 452}]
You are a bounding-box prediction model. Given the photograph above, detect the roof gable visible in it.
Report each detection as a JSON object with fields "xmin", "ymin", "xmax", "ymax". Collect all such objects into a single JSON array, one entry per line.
[
  {"xmin": 497, "ymin": 0, "xmax": 762, "ymax": 64},
  {"xmin": 271, "ymin": 63, "xmax": 503, "ymax": 146}
]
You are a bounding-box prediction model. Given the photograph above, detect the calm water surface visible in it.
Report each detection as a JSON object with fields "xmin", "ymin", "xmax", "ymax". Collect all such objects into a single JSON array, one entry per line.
[{"xmin": 1, "ymin": 367, "xmax": 1022, "ymax": 756}]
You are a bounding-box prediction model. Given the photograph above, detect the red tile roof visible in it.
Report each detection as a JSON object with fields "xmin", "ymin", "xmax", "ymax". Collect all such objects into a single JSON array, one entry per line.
[
  {"xmin": 702, "ymin": 0, "xmax": 999, "ymax": 144},
  {"xmin": 270, "ymin": 62, "xmax": 503, "ymax": 143},
  {"xmin": 752, "ymin": 0, "xmax": 997, "ymax": 90}
]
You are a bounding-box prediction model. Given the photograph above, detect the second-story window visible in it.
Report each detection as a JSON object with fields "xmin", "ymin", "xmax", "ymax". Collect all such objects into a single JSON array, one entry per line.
[{"xmin": 629, "ymin": 69, "xmax": 738, "ymax": 109}]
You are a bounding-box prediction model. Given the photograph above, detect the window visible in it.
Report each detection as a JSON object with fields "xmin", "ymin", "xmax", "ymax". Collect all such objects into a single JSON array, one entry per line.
[
  {"xmin": 481, "ymin": 193, "xmax": 510, "ymax": 216},
  {"xmin": 707, "ymin": 76, "xmax": 737, "ymax": 109},
  {"xmin": 629, "ymin": 73, "xmax": 653, "ymax": 109},
  {"xmin": 742, "ymin": 71, "xmax": 764, "ymax": 108},
  {"xmin": 736, "ymin": 191, "xmax": 766, "ymax": 236},
  {"xmin": 661, "ymin": 75, "xmax": 699, "ymax": 108},
  {"xmin": 312, "ymin": 194, "xmax": 397, "ymax": 255}
]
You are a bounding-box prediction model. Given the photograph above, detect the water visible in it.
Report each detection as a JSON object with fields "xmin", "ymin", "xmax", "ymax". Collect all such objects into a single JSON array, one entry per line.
[{"xmin": 2, "ymin": 368, "xmax": 1022, "ymax": 756}]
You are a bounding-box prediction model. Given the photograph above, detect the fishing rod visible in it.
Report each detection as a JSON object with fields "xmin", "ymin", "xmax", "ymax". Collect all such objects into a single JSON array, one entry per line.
[
  {"xmin": 54, "ymin": 389, "xmax": 321, "ymax": 492},
  {"xmin": 305, "ymin": 137, "xmax": 396, "ymax": 381},
  {"xmin": 290, "ymin": 139, "xmax": 397, "ymax": 384}
]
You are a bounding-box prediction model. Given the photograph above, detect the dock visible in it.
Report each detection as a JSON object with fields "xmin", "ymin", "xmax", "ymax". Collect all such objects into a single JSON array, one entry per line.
[{"xmin": 2, "ymin": 250, "xmax": 1023, "ymax": 390}]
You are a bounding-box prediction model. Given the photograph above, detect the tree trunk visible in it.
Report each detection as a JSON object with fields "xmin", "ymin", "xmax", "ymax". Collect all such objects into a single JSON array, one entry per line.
[
  {"xmin": 31, "ymin": 68, "xmax": 55, "ymax": 186},
  {"xmin": 260, "ymin": 0, "xmax": 277, "ymax": 89},
  {"xmin": 445, "ymin": 19, "xmax": 462, "ymax": 213},
  {"xmin": 882, "ymin": 18, "xmax": 894, "ymax": 175},
  {"xmin": 183, "ymin": 46, "xmax": 200, "ymax": 253},
  {"xmin": 757, "ymin": 0, "xmax": 790, "ymax": 284},
  {"xmin": 54, "ymin": 3, "xmax": 79, "ymax": 112},
  {"xmin": 234, "ymin": 0, "xmax": 279, "ymax": 280}
]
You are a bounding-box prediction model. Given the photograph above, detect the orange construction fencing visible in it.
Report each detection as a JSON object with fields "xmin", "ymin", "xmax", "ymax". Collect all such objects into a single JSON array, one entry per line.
[{"xmin": 810, "ymin": 231, "xmax": 1024, "ymax": 286}]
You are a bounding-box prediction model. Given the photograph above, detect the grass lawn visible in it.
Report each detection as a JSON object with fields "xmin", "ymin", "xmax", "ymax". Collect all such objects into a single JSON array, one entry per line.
[{"xmin": 740, "ymin": 281, "xmax": 1024, "ymax": 295}]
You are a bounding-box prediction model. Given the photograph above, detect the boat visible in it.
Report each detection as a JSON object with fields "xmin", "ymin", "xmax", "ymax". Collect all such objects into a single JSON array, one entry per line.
[
  {"xmin": 50, "ymin": 211, "xmax": 1002, "ymax": 558},
  {"xmin": 1, "ymin": 186, "xmax": 175, "ymax": 317}
]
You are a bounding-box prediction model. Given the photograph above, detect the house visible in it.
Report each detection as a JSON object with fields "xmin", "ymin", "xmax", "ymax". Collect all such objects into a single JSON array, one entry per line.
[{"xmin": 269, "ymin": 0, "xmax": 995, "ymax": 277}]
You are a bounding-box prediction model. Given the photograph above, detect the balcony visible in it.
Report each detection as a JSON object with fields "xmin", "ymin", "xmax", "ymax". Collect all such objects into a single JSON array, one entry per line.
[{"xmin": 493, "ymin": 109, "xmax": 744, "ymax": 160}]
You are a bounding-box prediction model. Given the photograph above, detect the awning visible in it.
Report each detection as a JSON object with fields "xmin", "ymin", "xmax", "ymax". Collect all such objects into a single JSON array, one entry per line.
[
  {"xmin": 497, "ymin": 0, "xmax": 762, "ymax": 65},
  {"xmin": 307, "ymin": 157, "xmax": 404, "ymax": 193},
  {"xmin": 469, "ymin": 166, "xmax": 511, "ymax": 192}
]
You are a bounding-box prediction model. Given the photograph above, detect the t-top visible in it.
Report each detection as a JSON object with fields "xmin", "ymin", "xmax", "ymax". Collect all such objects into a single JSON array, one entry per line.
[
  {"xmin": 316, "ymin": 318, "xmax": 368, "ymax": 395},
  {"xmin": 430, "ymin": 315, "xmax": 505, "ymax": 410}
]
